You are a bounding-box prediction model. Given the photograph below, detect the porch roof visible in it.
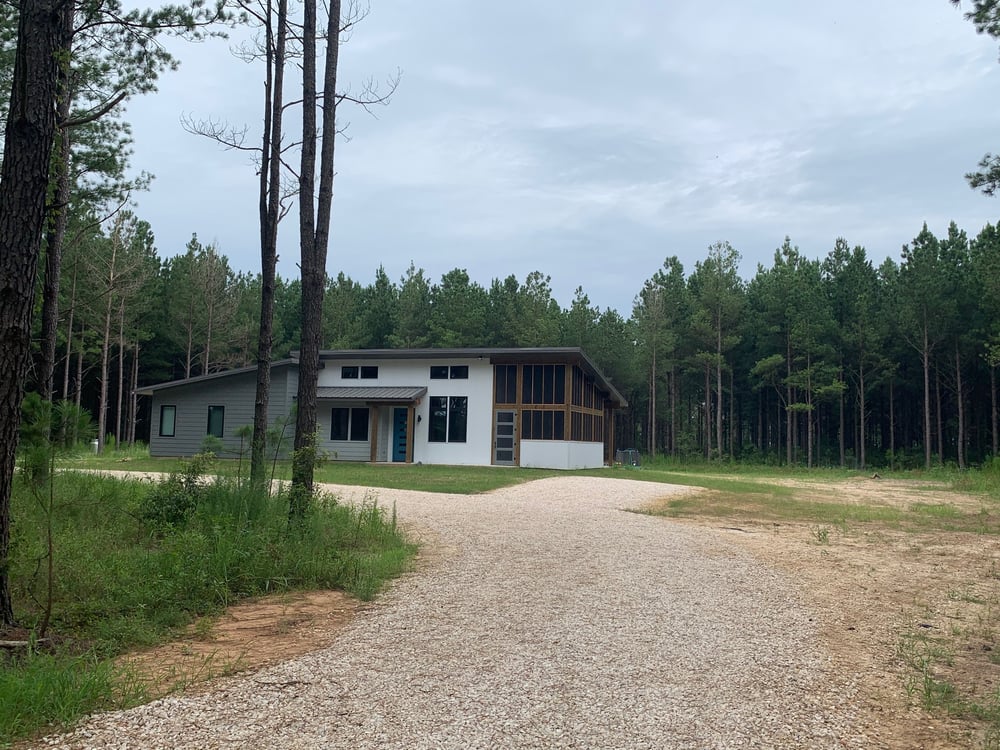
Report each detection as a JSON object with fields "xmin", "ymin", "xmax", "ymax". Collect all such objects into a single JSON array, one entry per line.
[{"xmin": 316, "ymin": 386, "xmax": 427, "ymax": 403}]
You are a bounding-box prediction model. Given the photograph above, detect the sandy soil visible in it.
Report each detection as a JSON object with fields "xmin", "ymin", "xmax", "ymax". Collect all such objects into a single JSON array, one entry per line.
[{"xmin": 118, "ymin": 474, "xmax": 1000, "ymax": 749}]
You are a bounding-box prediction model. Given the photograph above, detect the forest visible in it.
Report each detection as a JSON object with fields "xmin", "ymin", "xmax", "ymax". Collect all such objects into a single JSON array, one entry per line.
[
  {"xmin": 35, "ymin": 213, "xmax": 1000, "ymax": 472},
  {"xmin": 3, "ymin": 0, "xmax": 1000, "ymax": 475}
]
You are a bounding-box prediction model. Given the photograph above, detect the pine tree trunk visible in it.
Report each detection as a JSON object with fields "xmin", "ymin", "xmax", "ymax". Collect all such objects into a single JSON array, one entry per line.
[
  {"xmin": 128, "ymin": 340, "xmax": 140, "ymax": 445},
  {"xmin": 715, "ymin": 324, "xmax": 723, "ymax": 461},
  {"xmin": 74, "ymin": 326, "xmax": 84, "ymax": 408},
  {"xmin": 935, "ymin": 364, "xmax": 943, "ymax": 466},
  {"xmin": 955, "ymin": 344, "xmax": 965, "ymax": 470},
  {"xmin": 991, "ymin": 364, "xmax": 998, "ymax": 458},
  {"xmin": 859, "ymin": 363, "xmax": 866, "ymax": 470},
  {"xmin": 922, "ymin": 328, "xmax": 931, "ymax": 470},
  {"xmin": 703, "ymin": 364, "xmax": 711, "ymax": 460},
  {"xmin": 115, "ymin": 303, "xmax": 125, "ymax": 447},
  {"xmin": 890, "ymin": 377, "xmax": 896, "ymax": 471},
  {"xmin": 0, "ymin": 0, "xmax": 70, "ymax": 626},
  {"xmin": 786, "ymin": 337, "xmax": 793, "ymax": 466},
  {"xmin": 838, "ymin": 365, "xmax": 845, "ymax": 467},
  {"xmin": 61, "ymin": 264, "xmax": 77, "ymax": 400},
  {"xmin": 251, "ymin": 0, "xmax": 288, "ymax": 485},
  {"xmin": 291, "ymin": 0, "xmax": 341, "ymax": 510}
]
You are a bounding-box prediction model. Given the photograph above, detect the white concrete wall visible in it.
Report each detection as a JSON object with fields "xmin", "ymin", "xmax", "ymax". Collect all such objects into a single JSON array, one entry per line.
[
  {"xmin": 520, "ymin": 440, "xmax": 605, "ymax": 470},
  {"xmin": 318, "ymin": 357, "xmax": 494, "ymax": 466}
]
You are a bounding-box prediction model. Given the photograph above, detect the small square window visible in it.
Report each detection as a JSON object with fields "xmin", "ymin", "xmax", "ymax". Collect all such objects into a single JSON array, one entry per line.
[
  {"xmin": 360, "ymin": 366, "xmax": 378, "ymax": 379},
  {"xmin": 430, "ymin": 366, "xmax": 448, "ymax": 379},
  {"xmin": 450, "ymin": 365, "xmax": 469, "ymax": 379},
  {"xmin": 342, "ymin": 366, "xmax": 359, "ymax": 379}
]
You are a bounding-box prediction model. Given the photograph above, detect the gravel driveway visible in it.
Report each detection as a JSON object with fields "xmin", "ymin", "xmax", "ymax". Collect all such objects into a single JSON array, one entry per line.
[{"xmin": 39, "ymin": 476, "xmax": 872, "ymax": 749}]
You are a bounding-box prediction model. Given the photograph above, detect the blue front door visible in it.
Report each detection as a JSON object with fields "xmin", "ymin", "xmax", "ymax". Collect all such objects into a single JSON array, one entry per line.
[{"xmin": 392, "ymin": 408, "xmax": 408, "ymax": 462}]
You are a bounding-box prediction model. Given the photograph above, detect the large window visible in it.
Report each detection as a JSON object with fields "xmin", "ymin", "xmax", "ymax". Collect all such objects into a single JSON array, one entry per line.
[
  {"xmin": 159, "ymin": 405, "xmax": 176, "ymax": 437},
  {"xmin": 495, "ymin": 364, "xmax": 517, "ymax": 404},
  {"xmin": 331, "ymin": 407, "xmax": 370, "ymax": 441},
  {"xmin": 207, "ymin": 406, "xmax": 225, "ymax": 438},
  {"xmin": 522, "ymin": 364, "xmax": 565, "ymax": 405},
  {"xmin": 428, "ymin": 396, "xmax": 468, "ymax": 443},
  {"xmin": 521, "ymin": 410, "xmax": 565, "ymax": 440}
]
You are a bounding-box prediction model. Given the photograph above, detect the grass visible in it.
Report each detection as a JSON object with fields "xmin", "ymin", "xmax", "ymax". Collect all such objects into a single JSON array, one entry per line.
[{"xmin": 1, "ymin": 462, "xmax": 414, "ymax": 745}]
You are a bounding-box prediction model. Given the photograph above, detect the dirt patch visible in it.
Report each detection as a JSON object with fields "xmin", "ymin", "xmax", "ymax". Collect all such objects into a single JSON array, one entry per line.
[
  {"xmin": 644, "ymin": 476, "xmax": 1000, "ymax": 749},
  {"xmin": 119, "ymin": 590, "xmax": 364, "ymax": 697}
]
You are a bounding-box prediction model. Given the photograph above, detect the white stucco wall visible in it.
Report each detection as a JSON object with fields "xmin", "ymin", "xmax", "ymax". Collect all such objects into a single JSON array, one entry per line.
[
  {"xmin": 519, "ymin": 440, "xmax": 605, "ymax": 470},
  {"xmin": 318, "ymin": 357, "xmax": 494, "ymax": 466}
]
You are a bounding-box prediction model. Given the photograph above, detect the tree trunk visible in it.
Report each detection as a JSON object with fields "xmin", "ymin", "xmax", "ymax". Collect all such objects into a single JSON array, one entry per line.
[
  {"xmin": 955, "ymin": 344, "xmax": 965, "ymax": 470},
  {"xmin": 786, "ymin": 337, "xmax": 793, "ymax": 466},
  {"xmin": 647, "ymin": 345, "xmax": 656, "ymax": 456},
  {"xmin": 922, "ymin": 327, "xmax": 931, "ymax": 470},
  {"xmin": 0, "ymin": 0, "xmax": 71, "ymax": 626},
  {"xmin": 838, "ymin": 365, "xmax": 845, "ymax": 467},
  {"xmin": 115, "ymin": 303, "xmax": 125, "ymax": 446},
  {"xmin": 703, "ymin": 364, "xmax": 711, "ymax": 460},
  {"xmin": 670, "ymin": 366, "xmax": 677, "ymax": 457},
  {"xmin": 61, "ymin": 262, "xmax": 78, "ymax": 400},
  {"xmin": 129, "ymin": 339, "xmax": 139, "ymax": 445},
  {"xmin": 97, "ymin": 293, "xmax": 113, "ymax": 454},
  {"xmin": 38, "ymin": 74, "xmax": 74, "ymax": 401},
  {"xmin": 859, "ymin": 362, "xmax": 866, "ymax": 470},
  {"xmin": 991, "ymin": 363, "xmax": 998, "ymax": 458},
  {"xmin": 715, "ymin": 324, "xmax": 723, "ymax": 461},
  {"xmin": 806, "ymin": 353, "xmax": 814, "ymax": 469},
  {"xmin": 251, "ymin": 0, "xmax": 288, "ymax": 486},
  {"xmin": 890, "ymin": 377, "xmax": 896, "ymax": 471},
  {"xmin": 74, "ymin": 324, "xmax": 85, "ymax": 408},
  {"xmin": 935, "ymin": 364, "xmax": 943, "ymax": 466},
  {"xmin": 291, "ymin": 0, "xmax": 341, "ymax": 510}
]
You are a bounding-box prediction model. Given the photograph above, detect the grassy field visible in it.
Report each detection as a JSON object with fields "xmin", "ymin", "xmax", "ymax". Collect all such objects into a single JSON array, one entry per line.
[{"xmin": 1, "ymin": 462, "xmax": 414, "ymax": 746}]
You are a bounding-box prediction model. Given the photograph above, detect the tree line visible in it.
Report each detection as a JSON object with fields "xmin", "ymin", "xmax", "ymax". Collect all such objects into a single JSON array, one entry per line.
[{"xmin": 27, "ymin": 213, "xmax": 1000, "ymax": 473}]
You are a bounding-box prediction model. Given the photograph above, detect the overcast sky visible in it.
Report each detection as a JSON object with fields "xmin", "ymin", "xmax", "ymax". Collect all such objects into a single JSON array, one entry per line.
[{"xmin": 123, "ymin": 0, "xmax": 1000, "ymax": 316}]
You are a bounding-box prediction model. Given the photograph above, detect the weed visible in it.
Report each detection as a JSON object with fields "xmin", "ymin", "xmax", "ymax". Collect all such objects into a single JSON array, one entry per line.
[{"xmin": 811, "ymin": 526, "xmax": 830, "ymax": 544}]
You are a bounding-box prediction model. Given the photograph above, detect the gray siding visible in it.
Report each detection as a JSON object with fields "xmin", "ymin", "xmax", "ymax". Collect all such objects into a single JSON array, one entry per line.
[{"xmin": 149, "ymin": 364, "xmax": 296, "ymax": 458}]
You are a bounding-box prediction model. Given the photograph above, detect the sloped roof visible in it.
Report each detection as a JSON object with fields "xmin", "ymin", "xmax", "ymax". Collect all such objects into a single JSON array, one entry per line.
[{"xmin": 316, "ymin": 386, "xmax": 427, "ymax": 402}]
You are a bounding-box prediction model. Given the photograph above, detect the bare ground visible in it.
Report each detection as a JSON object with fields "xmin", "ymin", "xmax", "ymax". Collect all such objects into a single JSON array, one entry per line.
[{"xmin": 116, "ymin": 475, "xmax": 1000, "ymax": 749}]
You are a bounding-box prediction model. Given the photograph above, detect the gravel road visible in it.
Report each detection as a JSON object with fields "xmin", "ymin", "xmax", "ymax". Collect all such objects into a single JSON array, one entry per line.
[{"xmin": 39, "ymin": 475, "xmax": 872, "ymax": 749}]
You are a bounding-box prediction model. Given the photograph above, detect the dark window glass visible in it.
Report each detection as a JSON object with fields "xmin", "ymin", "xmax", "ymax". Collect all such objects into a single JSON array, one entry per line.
[
  {"xmin": 532, "ymin": 366, "xmax": 543, "ymax": 404},
  {"xmin": 554, "ymin": 411, "xmax": 565, "ymax": 440},
  {"xmin": 450, "ymin": 365, "xmax": 468, "ymax": 379},
  {"xmin": 207, "ymin": 405, "xmax": 225, "ymax": 438},
  {"xmin": 331, "ymin": 408, "xmax": 349, "ymax": 440},
  {"xmin": 429, "ymin": 396, "xmax": 448, "ymax": 442},
  {"xmin": 342, "ymin": 366, "xmax": 359, "ymax": 379},
  {"xmin": 543, "ymin": 365, "xmax": 554, "ymax": 404},
  {"xmin": 542, "ymin": 410, "xmax": 553, "ymax": 440},
  {"xmin": 360, "ymin": 366, "xmax": 378, "ymax": 379},
  {"xmin": 430, "ymin": 366, "xmax": 448, "ymax": 379},
  {"xmin": 504, "ymin": 365, "xmax": 517, "ymax": 403},
  {"xmin": 532, "ymin": 410, "xmax": 542, "ymax": 439},
  {"xmin": 522, "ymin": 366, "xmax": 534, "ymax": 404},
  {"xmin": 554, "ymin": 365, "xmax": 566, "ymax": 404},
  {"xmin": 350, "ymin": 407, "xmax": 370, "ymax": 441},
  {"xmin": 449, "ymin": 396, "xmax": 468, "ymax": 442},
  {"xmin": 159, "ymin": 405, "xmax": 176, "ymax": 437}
]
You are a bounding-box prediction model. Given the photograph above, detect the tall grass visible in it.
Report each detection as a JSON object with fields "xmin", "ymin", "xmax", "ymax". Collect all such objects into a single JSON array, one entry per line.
[{"xmin": 1, "ymin": 466, "xmax": 414, "ymax": 744}]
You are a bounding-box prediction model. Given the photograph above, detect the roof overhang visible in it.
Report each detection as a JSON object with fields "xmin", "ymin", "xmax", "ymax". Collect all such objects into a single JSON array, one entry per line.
[{"xmin": 316, "ymin": 386, "xmax": 427, "ymax": 403}]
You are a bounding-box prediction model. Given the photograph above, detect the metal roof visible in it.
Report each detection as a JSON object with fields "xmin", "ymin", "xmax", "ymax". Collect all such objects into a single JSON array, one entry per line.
[
  {"xmin": 134, "ymin": 359, "xmax": 297, "ymax": 395},
  {"xmin": 316, "ymin": 386, "xmax": 428, "ymax": 402}
]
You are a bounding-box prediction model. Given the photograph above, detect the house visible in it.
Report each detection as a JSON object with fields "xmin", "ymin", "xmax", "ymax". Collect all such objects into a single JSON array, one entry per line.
[{"xmin": 137, "ymin": 347, "xmax": 627, "ymax": 470}]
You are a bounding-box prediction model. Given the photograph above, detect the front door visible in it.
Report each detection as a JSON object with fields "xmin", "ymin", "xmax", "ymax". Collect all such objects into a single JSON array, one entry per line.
[
  {"xmin": 392, "ymin": 407, "xmax": 408, "ymax": 462},
  {"xmin": 494, "ymin": 409, "xmax": 516, "ymax": 465}
]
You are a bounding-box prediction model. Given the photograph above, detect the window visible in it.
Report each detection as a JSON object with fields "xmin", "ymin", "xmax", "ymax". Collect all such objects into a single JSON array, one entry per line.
[
  {"xmin": 495, "ymin": 364, "xmax": 517, "ymax": 404},
  {"xmin": 360, "ymin": 366, "xmax": 378, "ymax": 379},
  {"xmin": 428, "ymin": 396, "xmax": 468, "ymax": 443},
  {"xmin": 331, "ymin": 407, "xmax": 370, "ymax": 441},
  {"xmin": 431, "ymin": 365, "xmax": 468, "ymax": 380},
  {"xmin": 159, "ymin": 405, "xmax": 176, "ymax": 437},
  {"xmin": 521, "ymin": 410, "xmax": 565, "ymax": 440},
  {"xmin": 207, "ymin": 406, "xmax": 225, "ymax": 438},
  {"xmin": 522, "ymin": 364, "xmax": 566, "ymax": 404},
  {"xmin": 342, "ymin": 366, "xmax": 359, "ymax": 379}
]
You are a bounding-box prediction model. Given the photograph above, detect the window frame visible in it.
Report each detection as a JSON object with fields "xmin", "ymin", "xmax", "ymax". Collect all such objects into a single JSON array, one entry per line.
[
  {"xmin": 159, "ymin": 405, "xmax": 176, "ymax": 438},
  {"xmin": 331, "ymin": 407, "xmax": 371, "ymax": 442},
  {"xmin": 207, "ymin": 405, "xmax": 225, "ymax": 439},
  {"xmin": 428, "ymin": 395, "xmax": 467, "ymax": 443},
  {"xmin": 430, "ymin": 365, "xmax": 449, "ymax": 380},
  {"xmin": 341, "ymin": 366, "xmax": 359, "ymax": 379}
]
